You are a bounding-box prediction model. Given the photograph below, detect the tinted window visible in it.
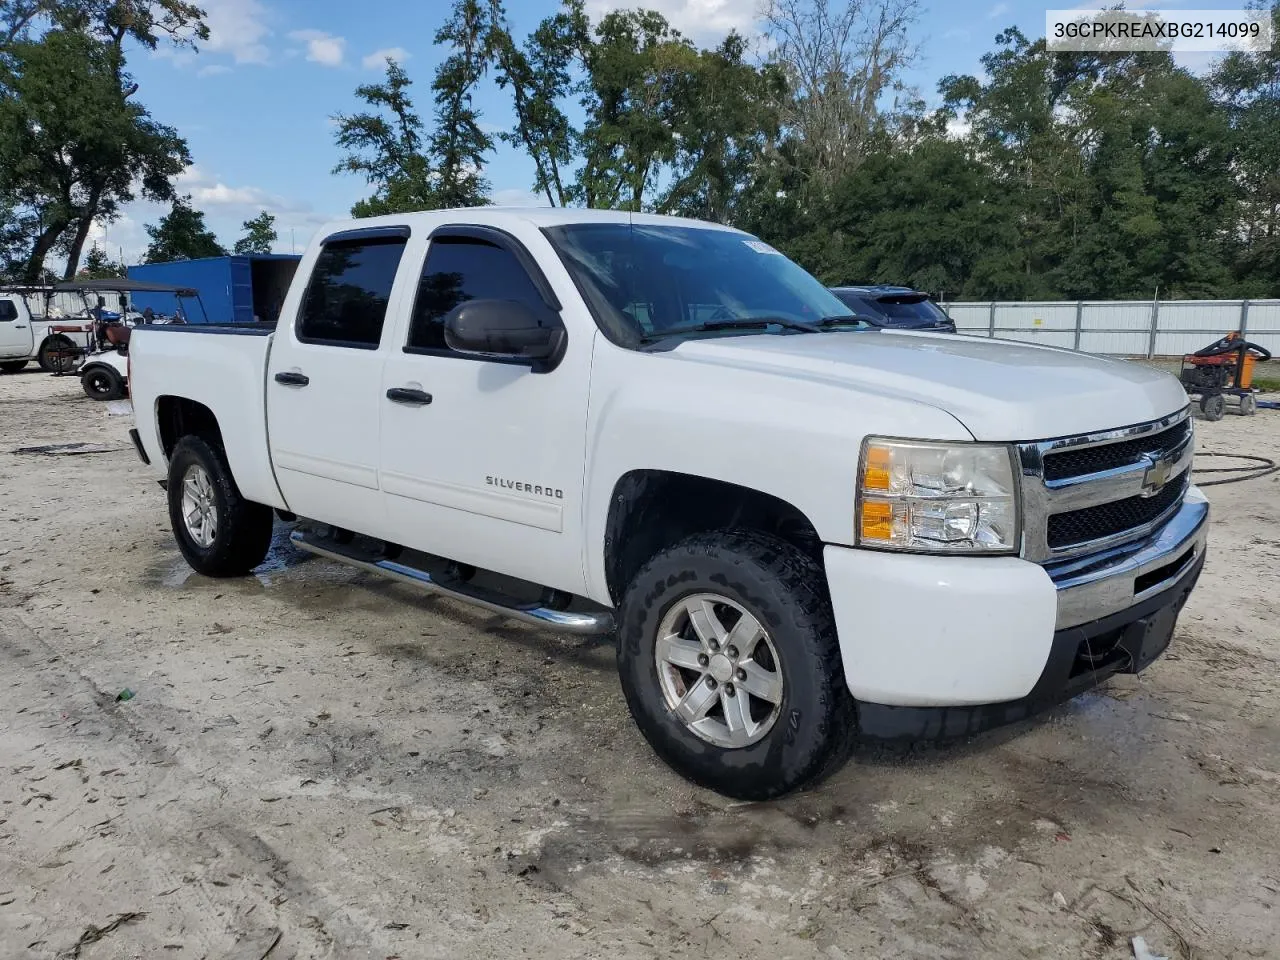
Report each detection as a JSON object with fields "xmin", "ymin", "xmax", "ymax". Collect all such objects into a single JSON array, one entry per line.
[
  {"xmin": 0, "ymin": 300, "xmax": 17, "ymax": 321},
  {"xmin": 832, "ymin": 292, "xmax": 883, "ymax": 322},
  {"xmin": 298, "ymin": 236, "xmax": 407, "ymax": 347},
  {"xmin": 407, "ymin": 238, "xmax": 545, "ymax": 352},
  {"xmin": 876, "ymin": 297, "xmax": 949, "ymax": 322},
  {"xmin": 545, "ymin": 224, "xmax": 855, "ymax": 344}
]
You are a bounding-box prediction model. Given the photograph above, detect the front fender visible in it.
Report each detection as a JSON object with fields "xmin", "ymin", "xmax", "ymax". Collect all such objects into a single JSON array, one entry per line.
[{"xmin": 581, "ymin": 339, "xmax": 972, "ymax": 602}]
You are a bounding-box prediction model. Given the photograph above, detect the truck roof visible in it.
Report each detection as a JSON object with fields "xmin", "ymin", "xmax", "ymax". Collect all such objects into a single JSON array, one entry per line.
[{"xmin": 310, "ymin": 207, "xmax": 749, "ymax": 240}]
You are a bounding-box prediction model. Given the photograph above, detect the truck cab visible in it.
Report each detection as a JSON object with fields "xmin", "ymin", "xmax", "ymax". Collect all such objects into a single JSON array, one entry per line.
[{"xmin": 126, "ymin": 209, "xmax": 1207, "ymax": 800}]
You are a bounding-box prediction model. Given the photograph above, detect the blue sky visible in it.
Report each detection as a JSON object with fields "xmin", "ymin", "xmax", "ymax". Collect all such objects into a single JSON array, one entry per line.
[{"xmin": 91, "ymin": 0, "xmax": 1243, "ymax": 263}]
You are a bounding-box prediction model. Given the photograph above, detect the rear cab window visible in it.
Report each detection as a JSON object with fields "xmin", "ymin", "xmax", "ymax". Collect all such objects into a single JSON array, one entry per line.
[
  {"xmin": 297, "ymin": 233, "xmax": 408, "ymax": 348},
  {"xmin": 0, "ymin": 299, "xmax": 18, "ymax": 322}
]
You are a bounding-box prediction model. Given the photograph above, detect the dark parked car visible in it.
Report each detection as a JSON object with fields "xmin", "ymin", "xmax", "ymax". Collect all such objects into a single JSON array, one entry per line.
[{"xmin": 829, "ymin": 285, "xmax": 956, "ymax": 333}]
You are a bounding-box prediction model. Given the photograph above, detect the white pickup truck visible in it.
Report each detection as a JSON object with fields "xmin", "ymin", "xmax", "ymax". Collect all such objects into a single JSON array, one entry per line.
[
  {"xmin": 127, "ymin": 209, "xmax": 1207, "ymax": 799},
  {"xmin": 0, "ymin": 289, "xmax": 94, "ymax": 372}
]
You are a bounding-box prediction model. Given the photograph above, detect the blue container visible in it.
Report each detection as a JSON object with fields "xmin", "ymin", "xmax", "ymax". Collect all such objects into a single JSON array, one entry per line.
[{"xmin": 127, "ymin": 254, "xmax": 301, "ymax": 324}]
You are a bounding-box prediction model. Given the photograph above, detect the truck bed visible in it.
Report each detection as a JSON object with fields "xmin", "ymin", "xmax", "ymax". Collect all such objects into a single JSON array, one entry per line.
[{"xmin": 129, "ymin": 323, "xmax": 286, "ymax": 510}]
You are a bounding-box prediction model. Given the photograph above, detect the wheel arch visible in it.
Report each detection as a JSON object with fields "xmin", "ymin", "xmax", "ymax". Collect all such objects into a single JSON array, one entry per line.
[
  {"xmin": 602, "ymin": 469, "xmax": 825, "ymax": 605},
  {"xmin": 156, "ymin": 395, "xmax": 225, "ymax": 459}
]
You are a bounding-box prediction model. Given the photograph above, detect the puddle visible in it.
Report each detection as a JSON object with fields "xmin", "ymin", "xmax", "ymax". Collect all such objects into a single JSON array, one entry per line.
[
  {"xmin": 104, "ymin": 399, "xmax": 133, "ymax": 417},
  {"xmin": 12, "ymin": 442, "xmax": 124, "ymax": 456},
  {"xmin": 149, "ymin": 522, "xmax": 313, "ymax": 588}
]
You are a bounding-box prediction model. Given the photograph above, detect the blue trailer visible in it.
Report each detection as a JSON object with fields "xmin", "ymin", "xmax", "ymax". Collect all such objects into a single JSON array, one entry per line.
[{"xmin": 126, "ymin": 254, "xmax": 301, "ymax": 324}]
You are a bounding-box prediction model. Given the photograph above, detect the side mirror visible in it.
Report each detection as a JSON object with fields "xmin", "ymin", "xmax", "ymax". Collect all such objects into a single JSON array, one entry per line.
[{"xmin": 443, "ymin": 298, "xmax": 564, "ymax": 367}]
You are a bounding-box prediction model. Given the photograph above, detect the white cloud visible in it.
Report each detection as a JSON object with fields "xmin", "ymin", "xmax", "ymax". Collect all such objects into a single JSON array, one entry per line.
[
  {"xmin": 986, "ymin": 2, "xmax": 1010, "ymax": 20},
  {"xmin": 201, "ymin": 0, "xmax": 270, "ymax": 64},
  {"xmin": 153, "ymin": 0, "xmax": 270, "ymax": 70},
  {"xmin": 291, "ymin": 29, "xmax": 346, "ymax": 67},
  {"xmin": 584, "ymin": 0, "xmax": 759, "ymax": 43},
  {"xmin": 197, "ymin": 64, "xmax": 231, "ymax": 77},
  {"xmin": 362, "ymin": 47, "xmax": 411, "ymax": 70}
]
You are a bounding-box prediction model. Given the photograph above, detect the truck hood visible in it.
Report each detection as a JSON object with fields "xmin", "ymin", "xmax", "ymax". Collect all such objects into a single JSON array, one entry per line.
[{"xmin": 669, "ymin": 331, "xmax": 1188, "ymax": 441}]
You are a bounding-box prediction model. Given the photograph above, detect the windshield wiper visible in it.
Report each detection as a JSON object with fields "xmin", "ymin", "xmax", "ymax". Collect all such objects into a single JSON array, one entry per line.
[
  {"xmin": 638, "ymin": 316, "xmax": 821, "ymax": 344},
  {"xmin": 814, "ymin": 314, "xmax": 875, "ymax": 329}
]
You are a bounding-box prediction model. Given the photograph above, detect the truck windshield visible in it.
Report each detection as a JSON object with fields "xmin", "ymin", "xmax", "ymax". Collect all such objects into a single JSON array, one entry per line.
[{"xmin": 544, "ymin": 223, "xmax": 859, "ymax": 346}]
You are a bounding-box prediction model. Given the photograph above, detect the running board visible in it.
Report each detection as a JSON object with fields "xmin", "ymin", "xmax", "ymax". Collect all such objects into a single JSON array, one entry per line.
[{"xmin": 289, "ymin": 529, "xmax": 615, "ymax": 636}]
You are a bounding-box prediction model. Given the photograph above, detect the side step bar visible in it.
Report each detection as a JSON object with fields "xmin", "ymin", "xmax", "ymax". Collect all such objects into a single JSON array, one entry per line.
[{"xmin": 289, "ymin": 529, "xmax": 615, "ymax": 636}]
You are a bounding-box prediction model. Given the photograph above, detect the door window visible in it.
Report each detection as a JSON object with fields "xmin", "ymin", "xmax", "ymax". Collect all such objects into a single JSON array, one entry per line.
[
  {"xmin": 0, "ymin": 300, "xmax": 17, "ymax": 322},
  {"xmin": 297, "ymin": 236, "xmax": 408, "ymax": 348},
  {"xmin": 407, "ymin": 238, "xmax": 546, "ymax": 354}
]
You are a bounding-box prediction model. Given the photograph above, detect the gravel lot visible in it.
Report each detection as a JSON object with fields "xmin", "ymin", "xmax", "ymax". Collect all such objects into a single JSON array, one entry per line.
[{"xmin": 1, "ymin": 366, "xmax": 1278, "ymax": 960}]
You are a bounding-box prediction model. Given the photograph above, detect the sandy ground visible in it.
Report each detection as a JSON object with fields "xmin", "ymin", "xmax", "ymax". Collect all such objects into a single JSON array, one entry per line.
[{"xmin": 0, "ymin": 366, "xmax": 1278, "ymax": 960}]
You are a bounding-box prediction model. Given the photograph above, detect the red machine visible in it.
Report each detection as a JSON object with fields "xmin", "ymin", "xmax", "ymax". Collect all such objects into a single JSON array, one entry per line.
[{"xmin": 1179, "ymin": 332, "xmax": 1271, "ymax": 420}]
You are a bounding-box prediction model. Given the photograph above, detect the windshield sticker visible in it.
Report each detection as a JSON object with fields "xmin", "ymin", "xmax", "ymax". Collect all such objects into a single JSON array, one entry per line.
[{"xmin": 743, "ymin": 240, "xmax": 783, "ymax": 255}]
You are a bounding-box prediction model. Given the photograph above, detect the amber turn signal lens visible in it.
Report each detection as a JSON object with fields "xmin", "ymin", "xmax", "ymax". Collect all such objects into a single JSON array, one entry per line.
[
  {"xmin": 863, "ymin": 445, "xmax": 891, "ymax": 491},
  {"xmin": 860, "ymin": 499, "xmax": 893, "ymax": 540}
]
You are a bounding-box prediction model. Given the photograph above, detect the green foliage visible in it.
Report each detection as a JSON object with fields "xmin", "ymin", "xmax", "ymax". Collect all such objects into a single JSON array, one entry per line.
[
  {"xmin": 234, "ymin": 210, "xmax": 276, "ymax": 255},
  {"xmin": 0, "ymin": 27, "xmax": 190, "ymax": 280},
  {"xmin": 0, "ymin": 1, "xmax": 205, "ymax": 279},
  {"xmin": 333, "ymin": 0, "xmax": 493, "ymax": 215},
  {"xmin": 78, "ymin": 244, "xmax": 125, "ymax": 278},
  {"xmin": 332, "ymin": 0, "xmax": 1279, "ymax": 301},
  {"xmin": 333, "ymin": 59, "xmax": 438, "ymax": 217},
  {"xmin": 143, "ymin": 196, "xmax": 225, "ymax": 262},
  {"xmin": 486, "ymin": 0, "xmax": 583, "ymax": 206},
  {"xmin": 429, "ymin": 0, "xmax": 491, "ymax": 207}
]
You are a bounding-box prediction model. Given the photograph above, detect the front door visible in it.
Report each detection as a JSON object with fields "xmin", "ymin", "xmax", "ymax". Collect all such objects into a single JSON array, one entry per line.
[
  {"xmin": 266, "ymin": 227, "xmax": 411, "ymax": 539},
  {"xmin": 377, "ymin": 227, "xmax": 592, "ymax": 595},
  {"xmin": 0, "ymin": 298, "xmax": 33, "ymax": 358}
]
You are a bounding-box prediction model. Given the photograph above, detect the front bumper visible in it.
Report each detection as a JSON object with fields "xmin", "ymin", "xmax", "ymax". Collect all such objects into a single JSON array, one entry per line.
[{"xmin": 824, "ymin": 487, "xmax": 1207, "ymax": 729}]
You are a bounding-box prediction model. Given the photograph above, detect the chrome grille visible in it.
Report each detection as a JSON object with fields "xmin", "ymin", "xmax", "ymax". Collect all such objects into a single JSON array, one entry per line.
[
  {"xmin": 1019, "ymin": 408, "xmax": 1193, "ymax": 563},
  {"xmin": 1047, "ymin": 472, "xmax": 1189, "ymax": 549},
  {"xmin": 1042, "ymin": 418, "xmax": 1192, "ymax": 482}
]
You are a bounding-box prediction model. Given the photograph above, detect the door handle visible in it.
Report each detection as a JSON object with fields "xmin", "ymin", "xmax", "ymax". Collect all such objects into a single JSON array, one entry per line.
[
  {"xmin": 274, "ymin": 371, "xmax": 310, "ymax": 386},
  {"xmin": 13, "ymin": 324, "xmax": 26, "ymax": 329},
  {"xmin": 386, "ymin": 387, "xmax": 432, "ymax": 406}
]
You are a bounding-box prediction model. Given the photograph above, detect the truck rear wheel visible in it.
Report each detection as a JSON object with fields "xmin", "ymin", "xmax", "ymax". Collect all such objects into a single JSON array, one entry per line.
[
  {"xmin": 38, "ymin": 335, "xmax": 78, "ymax": 372},
  {"xmin": 617, "ymin": 530, "xmax": 855, "ymax": 800},
  {"xmin": 167, "ymin": 436, "xmax": 274, "ymax": 577}
]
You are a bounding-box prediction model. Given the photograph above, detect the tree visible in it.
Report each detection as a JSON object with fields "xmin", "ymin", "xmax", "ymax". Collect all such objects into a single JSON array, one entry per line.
[
  {"xmin": 0, "ymin": 29, "xmax": 190, "ymax": 281},
  {"xmin": 143, "ymin": 196, "xmax": 225, "ymax": 262},
  {"xmin": 1212, "ymin": 1, "xmax": 1280, "ymax": 295},
  {"xmin": 428, "ymin": 0, "xmax": 492, "ymax": 207},
  {"xmin": 572, "ymin": 9, "xmax": 697, "ymax": 210},
  {"xmin": 234, "ymin": 210, "xmax": 276, "ymax": 254},
  {"xmin": 333, "ymin": 59, "xmax": 437, "ymax": 216},
  {"xmin": 659, "ymin": 33, "xmax": 786, "ymax": 223},
  {"xmin": 1, "ymin": 1, "xmax": 208, "ymax": 278},
  {"xmin": 78, "ymin": 243, "xmax": 125, "ymax": 278},
  {"xmin": 486, "ymin": 0, "xmax": 585, "ymax": 206},
  {"xmin": 762, "ymin": 0, "xmax": 922, "ymax": 191}
]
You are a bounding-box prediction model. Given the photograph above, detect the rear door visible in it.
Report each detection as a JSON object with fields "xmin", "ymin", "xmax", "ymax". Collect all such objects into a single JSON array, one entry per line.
[
  {"xmin": 377, "ymin": 225, "xmax": 592, "ymax": 594},
  {"xmin": 265, "ymin": 226, "xmax": 411, "ymax": 538},
  {"xmin": 0, "ymin": 298, "xmax": 33, "ymax": 358}
]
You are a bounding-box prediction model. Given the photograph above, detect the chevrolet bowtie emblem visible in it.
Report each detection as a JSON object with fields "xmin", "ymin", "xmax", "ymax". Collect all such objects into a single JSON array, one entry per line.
[{"xmin": 1140, "ymin": 452, "xmax": 1174, "ymax": 497}]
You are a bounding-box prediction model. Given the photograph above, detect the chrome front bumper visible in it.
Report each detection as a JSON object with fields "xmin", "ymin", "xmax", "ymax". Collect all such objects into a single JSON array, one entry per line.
[{"xmin": 1049, "ymin": 487, "xmax": 1208, "ymax": 630}]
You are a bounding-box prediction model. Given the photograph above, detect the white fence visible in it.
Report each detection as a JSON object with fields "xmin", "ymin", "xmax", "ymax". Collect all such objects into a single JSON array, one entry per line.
[{"xmin": 941, "ymin": 299, "xmax": 1280, "ymax": 357}]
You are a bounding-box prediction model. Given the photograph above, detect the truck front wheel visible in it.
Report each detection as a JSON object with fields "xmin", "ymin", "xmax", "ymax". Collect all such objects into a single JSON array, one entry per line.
[
  {"xmin": 617, "ymin": 530, "xmax": 855, "ymax": 800},
  {"xmin": 167, "ymin": 436, "xmax": 274, "ymax": 577}
]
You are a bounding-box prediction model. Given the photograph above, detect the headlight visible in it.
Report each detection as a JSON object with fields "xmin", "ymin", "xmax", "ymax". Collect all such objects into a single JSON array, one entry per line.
[{"xmin": 857, "ymin": 438, "xmax": 1021, "ymax": 554}]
